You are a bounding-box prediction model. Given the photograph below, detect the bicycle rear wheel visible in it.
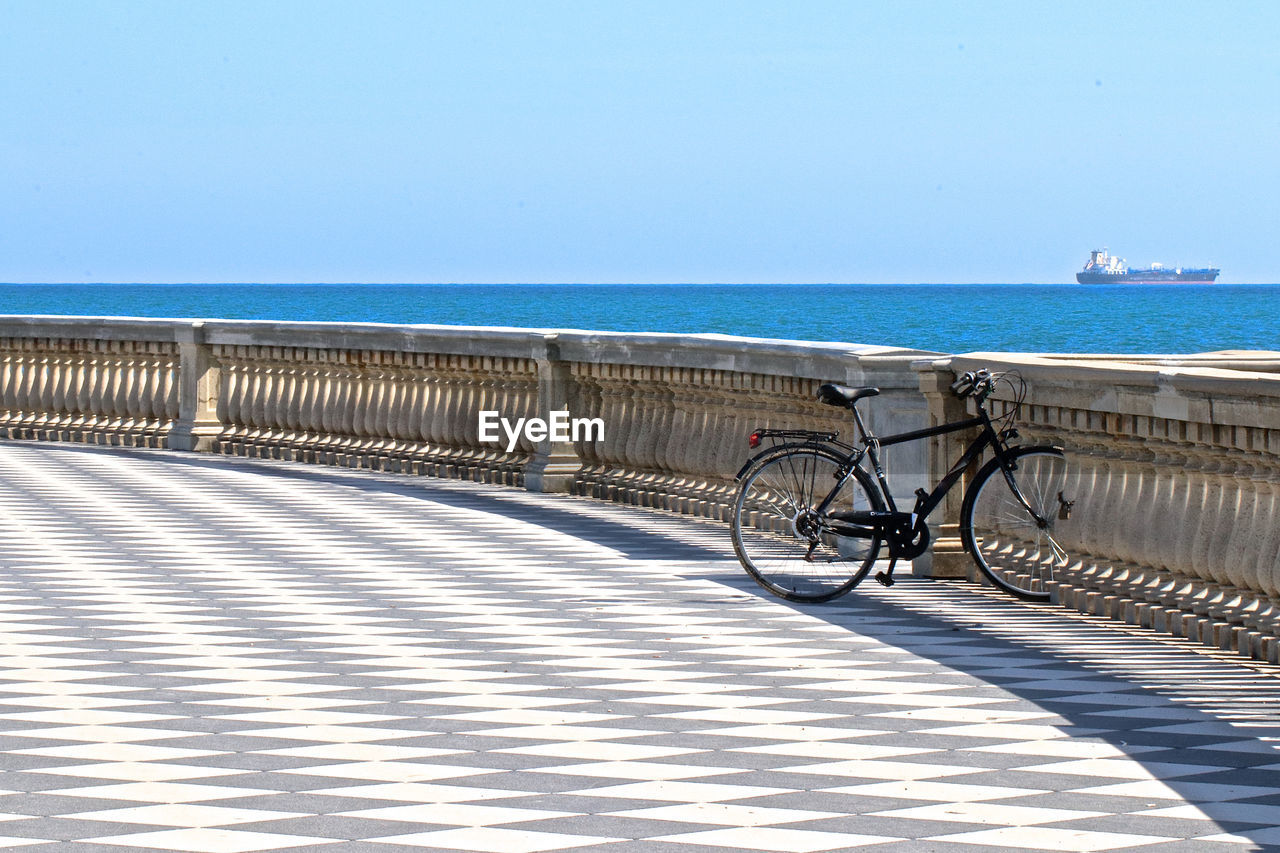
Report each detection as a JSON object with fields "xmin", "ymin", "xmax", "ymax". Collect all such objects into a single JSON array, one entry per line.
[
  {"xmin": 731, "ymin": 445, "xmax": 883, "ymax": 602},
  {"xmin": 961, "ymin": 446, "xmax": 1069, "ymax": 601}
]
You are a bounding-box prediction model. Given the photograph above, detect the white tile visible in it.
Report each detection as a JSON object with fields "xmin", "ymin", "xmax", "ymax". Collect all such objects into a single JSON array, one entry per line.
[
  {"xmin": 54, "ymin": 782, "xmax": 277, "ymax": 803},
  {"xmin": 532, "ymin": 761, "xmax": 738, "ymax": 781},
  {"xmin": 36, "ymin": 762, "xmax": 245, "ymax": 782},
  {"xmin": 8, "ymin": 725, "xmax": 201, "ymax": 743},
  {"xmin": 874, "ymin": 801, "xmax": 1106, "ymax": 826},
  {"xmin": 610, "ymin": 802, "xmax": 842, "ymax": 826},
  {"xmin": 341, "ymin": 803, "xmax": 571, "ymax": 825},
  {"xmin": 697, "ymin": 724, "xmax": 888, "ymax": 741},
  {"xmin": 12, "ymin": 743, "xmax": 222, "ymax": 762},
  {"xmin": 969, "ymin": 740, "xmax": 1162, "ymax": 758},
  {"xmin": 1024, "ymin": 758, "xmax": 1228, "ymax": 780},
  {"xmin": 286, "ymin": 762, "xmax": 496, "ymax": 782},
  {"xmin": 567, "ymin": 780, "xmax": 789, "ymax": 802},
  {"xmin": 826, "ymin": 781, "xmax": 1048, "ymax": 802},
  {"xmin": 368, "ymin": 827, "xmax": 610, "ymax": 852},
  {"xmin": 920, "ymin": 723, "xmax": 1076, "ymax": 740},
  {"xmin": 1, "ymin": 709, "xmax": 176, "ymax": 725},
  {"xmin": 307, "ymin": 783, "xmax": 527, "ymax": 803},
  {"xmin": 230, "ymin": 725, "xmax": 418, "ymax": 743},
  {"xmin": 91, "ymin": 828, "xmax": 340, "ymax": 852},
  {"xmin": 66, "ymin": 803, "xmax": 306, "ymax": 826},
  {"xmin": 1196, "ymin": 827, "xmax": 1280, "ymax": 846},
  {"xmin": 465, "ymin": 724, "xmax": 655, "ymax": 741},
  {"xmin": 1077, "ymin": 780, "xmax": 1280, "ymax": 802},
  {"xmin": 218, "ymin": 710, "xmax": 405, "ymax": 725},
  {"xmin": 733, "ymin": 742, "xmax": 938, "ymax": 760},
  {"xmin": 260, "ymin": 744, "xmax": 464, "ymax": 761},
  {"xmin": 432, "ymin": 709, "xmax": 618, "ymax": 725},
  {"xmin": 499, "ymin": 742, "xmax": 701, "ymax": 761},
  {"xmin": 776, "ymin": 759, "xmax": 981, "ymax": 780},
  {"xmin": 927, "ymin": 826, "xmax": 1171, "ymax": 851},
  {"xmin": 655, "ymin": 827, "xmax": 894, "ymax": 851},
  {"xmin": 656, "ymin": 709, "xmax": 841, "ymax": 724},
  {"xmin": 1139, "ymin": 802, "xmax": 1280, "ymax": 824},
  {"xmin": 869, "ymin": 707, "xmax": 1054, "ymax": 722}
]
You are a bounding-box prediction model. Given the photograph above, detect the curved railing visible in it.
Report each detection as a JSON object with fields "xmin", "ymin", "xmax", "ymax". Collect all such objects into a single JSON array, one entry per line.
[{"xmin": 2, "ymin": 315, "xmax": 1279, "ymax": 662}]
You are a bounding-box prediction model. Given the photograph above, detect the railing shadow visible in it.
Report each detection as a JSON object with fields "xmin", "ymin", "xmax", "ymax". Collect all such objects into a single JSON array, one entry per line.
[
  {"xmin": 23, "ymin": 442, "xmax": 729, "ymax": 562},
  {"xmin": 696, "ymin": 567, "xmax": 1280, "ymax": 848}
]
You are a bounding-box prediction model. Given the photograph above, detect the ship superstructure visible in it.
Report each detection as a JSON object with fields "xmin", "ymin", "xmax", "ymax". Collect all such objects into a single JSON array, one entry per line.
[{"xmin": 1077, "ymin": 249, "xmax": 1219, "ymax": 284}]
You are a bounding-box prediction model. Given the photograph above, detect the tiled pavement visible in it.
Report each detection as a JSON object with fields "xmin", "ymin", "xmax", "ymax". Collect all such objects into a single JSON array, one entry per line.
[{"xmin": 0, "ymin": 442, "xmax": 1278, "ymax": 853}]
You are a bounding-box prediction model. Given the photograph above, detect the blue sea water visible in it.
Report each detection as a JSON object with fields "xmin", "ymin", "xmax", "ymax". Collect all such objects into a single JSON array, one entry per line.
[{"xmin": 0, "ymin": 282, "xmax": 1276, "ymax": 354}]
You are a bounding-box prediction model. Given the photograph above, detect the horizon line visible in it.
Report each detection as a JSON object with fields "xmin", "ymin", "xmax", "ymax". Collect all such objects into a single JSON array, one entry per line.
[{"xmin": 1, "ymin": 280, "xmax": 1270, "ymax": 287}]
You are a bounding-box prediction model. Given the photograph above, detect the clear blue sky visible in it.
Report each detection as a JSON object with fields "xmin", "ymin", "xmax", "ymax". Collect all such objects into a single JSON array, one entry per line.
[{"xmin": 3, "ymin": 1, "xmax": 1277, "ymax": 283}]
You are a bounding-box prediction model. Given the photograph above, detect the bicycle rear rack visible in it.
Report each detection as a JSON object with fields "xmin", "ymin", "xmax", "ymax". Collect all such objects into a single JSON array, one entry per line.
[{"xmin": 748, "ymin": 428, "xmax": 839, "ymax": 447}]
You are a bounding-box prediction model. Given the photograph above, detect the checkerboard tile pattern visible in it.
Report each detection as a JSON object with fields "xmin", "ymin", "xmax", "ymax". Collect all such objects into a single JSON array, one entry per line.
[{"xmin": 0, "ymin": 441, "xmax": 1278, "ymax": 852}]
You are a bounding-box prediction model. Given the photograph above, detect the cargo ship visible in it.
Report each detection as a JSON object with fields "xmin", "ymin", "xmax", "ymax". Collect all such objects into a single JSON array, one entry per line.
[{"xmin": 1076, "ymin": 249, "xmax": 1219, "ymax": 284}]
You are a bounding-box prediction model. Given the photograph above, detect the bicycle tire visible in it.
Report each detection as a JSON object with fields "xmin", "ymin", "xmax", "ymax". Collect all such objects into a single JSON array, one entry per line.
[
  {"xmin": 731, "ymin": 445, "xmax": 884, "ymax": 603},
  {"xmin": 961, "ymin": 446, "xmax": 1070, "ymax": 601}
]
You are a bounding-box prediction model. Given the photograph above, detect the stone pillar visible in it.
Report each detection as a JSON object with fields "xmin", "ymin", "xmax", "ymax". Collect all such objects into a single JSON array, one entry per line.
[
  {"xmin": 912, "ymin": 359, "xmax": 978, "ymax": 578},
  {"xmin": 169, "ymin": 322, "xmax": 223, "ymax": 452},
  {"xmin": 524, "ymin": 335, "xmax": 584, "ymax": 493}
]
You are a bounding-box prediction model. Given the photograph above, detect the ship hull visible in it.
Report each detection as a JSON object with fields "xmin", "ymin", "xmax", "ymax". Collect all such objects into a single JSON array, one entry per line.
[{"xmin": 1076, "ymin": 269, "xmax": 1219, "ymax": 284}]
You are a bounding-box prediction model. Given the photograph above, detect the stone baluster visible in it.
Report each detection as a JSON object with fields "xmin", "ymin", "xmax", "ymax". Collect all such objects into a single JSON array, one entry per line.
[
  {"xmin": 1188, "ymin": 450, "xmax": 1226, "ymax": 586},
  {"xmin": 1223, "ymin": 456, "xmax": 1262, "ymax": 593},
  {"xmin": 310, "ymin": 358, "xmax": 335, "ymax": 459},
  {"xmin": 12, "ymin": 347, "xmax": 35, "ymax": 433},
  {"xmin": 219, "ymin": 354, "xmax": 244, "ymax": 447},
  {"xmin": 257, "ymin": 357, "xmax": 282, "ymax": 452},
  {"xmin": 69, "ymin": 348, "xmax": 92, "ymax": 440},
  {"xmin": 43, "ymin": 349, "xmax": 67, "ymax": 435},
  {"xmin": 104, "ymin": 351, "xmax": 129, "ymax": 438},
  {"xmin": 1253, "ymin": 465, "xmax": 1280, "ymax": 599},
  {"xmin": 239, "ymin": 353, "xmax": 265, "ymax": 452},
  {"xmin": 326, "ymin": 360, "xmax": 353, "ymax": 458},
  {"xmin": 302, "ymin": 363, "xmax": 325, "ymax": 453}
]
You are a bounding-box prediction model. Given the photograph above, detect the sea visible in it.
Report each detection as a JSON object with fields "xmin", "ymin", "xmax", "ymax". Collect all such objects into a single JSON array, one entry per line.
[{"xmin": 0, "ymin": 282, "xmax": 1276, "ymax": 355}]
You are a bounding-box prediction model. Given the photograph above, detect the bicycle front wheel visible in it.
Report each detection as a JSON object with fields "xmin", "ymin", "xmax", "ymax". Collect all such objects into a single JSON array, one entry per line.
[
  {"xmin": 961, "ymin": 446, "xmax": 1070, "ymax": 601},
  {"xmin": 731, "ymin": 445, "xmax": 883, "ymax": 603}
]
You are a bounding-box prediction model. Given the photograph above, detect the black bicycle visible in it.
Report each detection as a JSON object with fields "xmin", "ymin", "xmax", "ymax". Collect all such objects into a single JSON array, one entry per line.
[{"xmin": 730, "ymin": 370, "xmax": 1073, "ymax": 603}]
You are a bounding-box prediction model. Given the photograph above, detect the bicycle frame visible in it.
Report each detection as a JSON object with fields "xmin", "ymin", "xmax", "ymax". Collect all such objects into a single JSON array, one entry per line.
[
  {"xmin": 755, "ymin": 403, "xmax": 1047, "ymax": 569},
  {"xmin": 738, "ymin": 385, "xmax": 1055, "ymax": 548}
]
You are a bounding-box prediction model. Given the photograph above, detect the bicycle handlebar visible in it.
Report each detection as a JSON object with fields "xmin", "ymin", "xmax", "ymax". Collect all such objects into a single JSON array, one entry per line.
[{"xmin": 950, "ymin": 369, "xmax": 995, "ymax": 400}]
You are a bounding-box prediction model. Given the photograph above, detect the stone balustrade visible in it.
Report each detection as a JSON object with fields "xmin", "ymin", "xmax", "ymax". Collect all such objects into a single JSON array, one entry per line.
[
  {"xmin": 0, "ymin": 319, "xmax": 182, "ymax": 447},
  {"xmin": 3, "ymin": 315, "xmax": 1279, "ymax": 661},
  {"xmin": 0, "ymin": 316, "xmax": 933, "ymax": 517},
  {"xmin": 919, "ymin": 352, "xmax": 1280, "ymax": 662}
]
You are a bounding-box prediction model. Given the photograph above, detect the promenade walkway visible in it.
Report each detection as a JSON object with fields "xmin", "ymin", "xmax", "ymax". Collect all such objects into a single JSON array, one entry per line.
[{"xmin": 0, "ymin": 442, "xmax": 1278, "ymax": 853}]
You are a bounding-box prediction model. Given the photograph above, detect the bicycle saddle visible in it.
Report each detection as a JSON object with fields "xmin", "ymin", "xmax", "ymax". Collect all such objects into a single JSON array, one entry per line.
[{"xmin": 817, "ymin": 383, "xmax": 880, "ymax": 408}]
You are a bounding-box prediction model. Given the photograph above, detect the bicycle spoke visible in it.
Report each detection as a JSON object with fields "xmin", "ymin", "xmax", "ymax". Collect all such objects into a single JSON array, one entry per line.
[{"xmin": 963, "ymin": 447, "xmax": 1070, "ymax": 601}]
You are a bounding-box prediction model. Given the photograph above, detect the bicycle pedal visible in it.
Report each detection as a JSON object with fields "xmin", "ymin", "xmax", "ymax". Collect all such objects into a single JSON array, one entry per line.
[{"xmin": 874, "ymin": 571, "xmax": 895, "ymax": 588}]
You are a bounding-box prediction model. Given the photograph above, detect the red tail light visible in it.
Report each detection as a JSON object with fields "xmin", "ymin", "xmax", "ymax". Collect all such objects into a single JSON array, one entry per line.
[{"xmin": 748, "ymin": 431, "xmax": 762, "ymax": 449}]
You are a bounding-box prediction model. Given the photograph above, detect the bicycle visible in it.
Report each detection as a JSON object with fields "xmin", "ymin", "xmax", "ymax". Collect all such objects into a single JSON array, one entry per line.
[{"xmin": 730, "ymin": 369, "xmax": 1074, "ymax": 603}]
